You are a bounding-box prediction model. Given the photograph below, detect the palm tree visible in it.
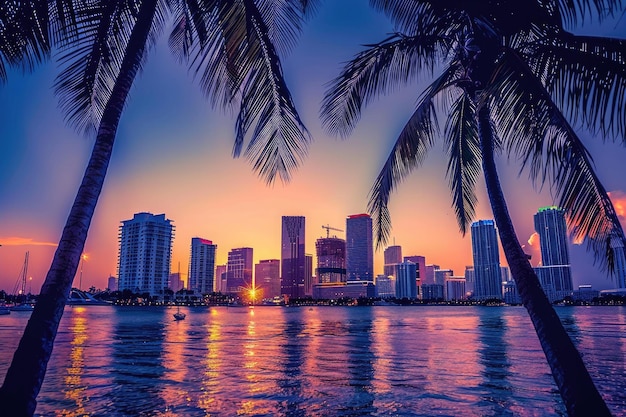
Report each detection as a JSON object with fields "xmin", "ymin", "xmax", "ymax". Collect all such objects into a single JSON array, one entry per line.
[
  {"xmin": 0, "ymin": 0, "xmax": 315, "ymax": 414},
  {"xmin": 0, "ymin": 1, "xmax": 50, "ymax": 82},
  {"xmin": 321, "ymin": 1, "xmax": 625, "ymax": 415}
]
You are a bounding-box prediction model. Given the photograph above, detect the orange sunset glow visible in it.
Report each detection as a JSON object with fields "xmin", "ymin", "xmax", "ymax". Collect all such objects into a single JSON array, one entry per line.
[{"xmin": 1, "ymin": 2, "xmax": 625, "ymax": 294}]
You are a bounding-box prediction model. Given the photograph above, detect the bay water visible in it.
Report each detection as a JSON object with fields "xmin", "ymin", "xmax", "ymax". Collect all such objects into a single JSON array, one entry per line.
[{"xmin": 1, "ymin": 305, "xmax": 625, "ymax": 416}]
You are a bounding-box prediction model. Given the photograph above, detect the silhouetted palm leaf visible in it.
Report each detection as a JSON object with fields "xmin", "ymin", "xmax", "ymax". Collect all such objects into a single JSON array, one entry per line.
[
  {"xmin": 445, "ymin": 93, "xmax": 481, "ymax": 235},
  {"xmin": 322, "ymin": 32, "xmax": 444, "ymax": 138},
  {"xmin": 489, "ymin": 52, "xmax": 626, "ymax": 271},
  {"xmin": 0, "ymin": 1, "xmax": 50, "ymax": 81},
  {"xmin": 524, "ymin": 32, "xmax": 626, "ymax": 140},
  {"xmin": 368, "ymin": 66, "xmax": 459, "ymax": 248},
  {"xmin": 54, "ymin": 1, "xmax": 167, "ymax": 135}
]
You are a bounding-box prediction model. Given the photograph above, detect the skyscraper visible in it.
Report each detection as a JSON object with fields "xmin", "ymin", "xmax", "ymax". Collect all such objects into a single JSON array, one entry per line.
[
  {"xmin": 534, "ymin": 207, "xmax": 573, "ymax": 299},
  {"xmin": 118, "ymin": 212, "xmax": 174, "ymax": 295},
  {"xmin": 255, "ymin": 259, "xmax": 280, "ymax": 299},
  {"xmin": 404, "ymin": 255, "xmax": 426, "ymax": 286},
  {"xmin": 315, "ymin": 237, "xmax": 346, "ymax": 283},
  {"xmin": 471, "ymin": 220, "xmax": 502, "ymax": 300},
  {"xmin": 188, "ymin": 237, "xmax": 217, "ymax": 294},
  {"xmin": 346, "ymin": 213, "xmax": 373, "ymax": 281},
  {"xmin": 395, "ymin": 260, "xmax": 417, "ymax": 299},
  {"xmin": 215, "ymin": 264, "xmax": 227, "ymax": 293},
  {"xmin": 305, "ymin": 254, "xmax": 313, "ymax": 296},
  {"xmin": 281, "ymin": 216, "xmax": 306, "ymax": 298},
  {"xmin": 226, "ymin": 247, "xmax": 253, "ymax": 294},
  {"xmin": 384, "ymin": 245, "xmax": 402, "ymax": 277}
]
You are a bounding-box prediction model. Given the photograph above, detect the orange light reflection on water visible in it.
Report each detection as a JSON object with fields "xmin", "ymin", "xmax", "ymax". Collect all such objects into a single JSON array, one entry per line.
[
  {"xmin": 161, "ymin": 306, "xmax": 190, "ymax": 411},
  {"xmin": 59, "ymin": 311, "xmax": 87, "ymax": 417},
  {"xmin": 198, "ymin": 310, "xmax": 221, "ymax": 412}
]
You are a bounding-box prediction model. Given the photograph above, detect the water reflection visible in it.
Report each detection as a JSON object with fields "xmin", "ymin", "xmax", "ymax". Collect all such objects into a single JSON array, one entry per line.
[
  {"xmin": 198, "ymin": 308, "xmax": 222, "ymax": 413},
  {"xmin": 60, "ymin": 308, "xmax": 88, "ymax": 416},
  {"xmin": 161, "ymin": 306, "xmax": 191, "ymax": 413},
  {"xmin": 276, "ymin": 310, "xmax": 306, "ymax": 416},
  {"xmin": 477, "ymin": 309, "xmax": 511, "ymax": 414},
  {"xmin": 341, "ymin": 308, "xmax": 376, "ymax": 416},
  {"xmin": 110, "ymin": 308, "xmax": 166, "ymax": 416},
  {"xmin": 4, "ymin": 305, "xmax": 624, "ymax": 416}
]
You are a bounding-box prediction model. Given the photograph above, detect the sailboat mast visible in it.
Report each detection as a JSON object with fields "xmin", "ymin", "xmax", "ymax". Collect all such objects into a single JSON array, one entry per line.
[{"xmin": 21, "ymin": 252, "xmax": 29, "ymax": 295}]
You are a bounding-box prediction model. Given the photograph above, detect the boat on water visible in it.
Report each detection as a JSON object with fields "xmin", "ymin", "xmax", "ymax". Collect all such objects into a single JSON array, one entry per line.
[
  {"xmin": 11, "ymin": 252, "xmax": 34, "ymax": 312},
  {"xmin": 0, "ymin": 304, "xmax": 10, "ymax": 315},
  {"xmin": 173, "ymin": 305, "xmax": 186, "ymax": 321},
  {"xmin": 10, "ymin": 303, "xmax": 34, "ymax": 312}
]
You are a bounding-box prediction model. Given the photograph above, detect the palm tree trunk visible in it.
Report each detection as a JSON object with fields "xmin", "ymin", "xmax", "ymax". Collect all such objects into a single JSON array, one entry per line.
[
  {"xmin": 477, "ymin": 105, "xmax": 611, "ymax": 416},
  {"xmin": 0, "ymin": 1, "xmax": 157, "ymax": 415}
]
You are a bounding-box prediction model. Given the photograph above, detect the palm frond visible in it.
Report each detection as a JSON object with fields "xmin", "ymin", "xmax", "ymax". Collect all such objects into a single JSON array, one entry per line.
[
  {"xmin": 368, "ymin": 0, "xmax": 439, "ymax": 34},
  {"xmin": 368, "ymin": 65, "xmax": 459, "ymax": 248},
  {"xmin": 552, "ymin": 0, "xmax": 624, "ymax": 27},
  {"xmin": 190, "ymin": 0, "xmax": 309, "ymax": 184},
  {"xmin": 0, "ymin": 0, "xmax": 50, "ymax": 77},
  {"xmin": 168, "ymin": 0, "xmax": 215, "ymax": 64},
  {"xmin": 54, "ymin": 1, "xmax": 164, "ymax": 135},
  {"xmin": 444, "ymin": 93, "xmax": 481, "ymax": 235},
  {"xmin": 490, "ymin": 49, "xmax": 626, "ymax": 272},
  {"xmin": 321, "ymin": 32, "xmax": 444, "ymax": 139},
  {"xmin": 238, "ymin": 0, "xmax": 310, "ymax": 183},
  {"xmin": 255, "ymin": 0, "xmax": 319, "ymax": 56},
  {"xmin": 523, "ymin": 31, "xmax": 626, "ymax": 141}
]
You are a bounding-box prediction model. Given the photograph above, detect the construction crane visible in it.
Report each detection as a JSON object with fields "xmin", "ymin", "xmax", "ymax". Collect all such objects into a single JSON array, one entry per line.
[{"xmin": 322, "ymin": 224, "xmax": 344, "ymax": 238}]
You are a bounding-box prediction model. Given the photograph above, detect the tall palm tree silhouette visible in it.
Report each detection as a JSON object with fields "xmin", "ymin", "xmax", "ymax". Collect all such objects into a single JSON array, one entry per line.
[
  {"xmin": 322, "ymin": 1, "xmax": 625, "ymax": 415},
  {"xmin": 0, "ymin": 1, "xmax": 316, "ymax": 414}
]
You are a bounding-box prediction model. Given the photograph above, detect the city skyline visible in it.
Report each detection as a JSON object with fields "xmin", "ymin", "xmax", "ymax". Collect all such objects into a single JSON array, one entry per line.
[{"xmin": 1, "ymin": 2, "xmax": 626, "ymax": 294}]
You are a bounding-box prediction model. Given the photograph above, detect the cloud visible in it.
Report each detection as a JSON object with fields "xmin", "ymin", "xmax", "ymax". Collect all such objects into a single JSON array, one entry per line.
[
  {"xmin": 0, "ymin": 237, "xmax": 58, "ymax": 247},
  {"xmin": 527, "ymin": 232, "xmax": 539, "ymax": 247},
  {"xmin": 608, "ymin": 190, "xmax": 626, "ymax": 224}
]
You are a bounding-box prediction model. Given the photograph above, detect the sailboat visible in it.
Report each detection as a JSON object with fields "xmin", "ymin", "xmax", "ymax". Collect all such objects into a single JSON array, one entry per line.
[
  {"xmin": 172, "ymin": 262, "xmax": 185, "ymax": 320},
  {"xmin": 11, "ymin": 252, "xmax": 34, "ymax": 312},
  {"xmin": 173, "ymin": 305, "xmax": 186, "ymax": 321}
]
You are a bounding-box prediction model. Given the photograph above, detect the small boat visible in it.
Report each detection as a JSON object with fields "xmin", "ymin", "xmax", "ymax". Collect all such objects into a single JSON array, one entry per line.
[
  {"xmin": 10, "ymin": 303, "xmax": 34, "ymax": 312},
  {"xmin": 0, "ymin": 304, "xmax": 10, "ymax": 315},
  {"xmin": 12, "ymin": 252, "xmax": 33, "ymax": 311},
  {"xmin": 173, "ymin": 306, "xmax": 186, "ymax": 321}
]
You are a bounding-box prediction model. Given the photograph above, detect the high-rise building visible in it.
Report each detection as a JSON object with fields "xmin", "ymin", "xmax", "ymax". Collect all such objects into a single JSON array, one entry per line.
[
  {"xmin": 534, "ymin": 207, "xmax": 573, "ymax": 300},
  {"xmin": 226, "ymin": 247, "xmax": 253, "ymax": 294},
  {"xmin": 346, "ymin": 214, "xmax": 373, "ymax": 281},
  {"xmin": 188, "ymin": 237, "xmax": 217, "ymax": 294},
  {"xmin": 118, "ymin": 212, "xmax": 174, "ymax": 295},
  {"xmin": 168, "ymin": 272, "xmax": 184, "ymax": 292},
  {"xmin": 384, "ymin": 245, "xmax": 402, "ymax": 277},
  {"xmin": 395, "ymin": 260, "xmax": 417, "ymax": 299},
  {"xmin": 316, "ymin": 237, "xmax": 346, "ymax": 283},
  {"xmin": 471, "ymin": 220, "xmax": 502, "ymax": 300},
  {"xmin": 255, "ymin": 259, "xmax": 280, "ymax": 299},
  {"xmin": 305, "ymin": 254, "xmax": 313, "ymax": 296},
  {"xmin": 404, "ymin": 255, "xmax": 426, "ymax": 286},
  {"xmin": 464, "ymin": 266, "xmax": 475, "ymax": 296},
  {"xmin": 375, "ymin": 274, "xmax": 395, "ymax": 298},
  {"xmin": 107, "ymin": 276, "xmax": 117, "ymax": 292},
  {"xmin": 446, "ymin": 277, "xmax": 466, "ymax": 301},
  {"xmin": 281, "ymin": 216, "xmax": 306, "ymax": 299},
  {"xmin": 215, "ymin": 264, "xmax": 227, "ymax": 293},
  {"xmin": 424, "ymin": 264, "xmax": 440, "ymax": 286}
]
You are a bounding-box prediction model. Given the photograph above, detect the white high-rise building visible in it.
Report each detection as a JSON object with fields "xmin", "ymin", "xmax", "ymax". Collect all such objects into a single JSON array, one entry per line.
[
  {"xmin": 118, "ymin": 212, "xmax": 174, "ymax": 296},
  {"xmin": 188, "ymin": 237, "xmax": 217, "ymax": 295}
]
